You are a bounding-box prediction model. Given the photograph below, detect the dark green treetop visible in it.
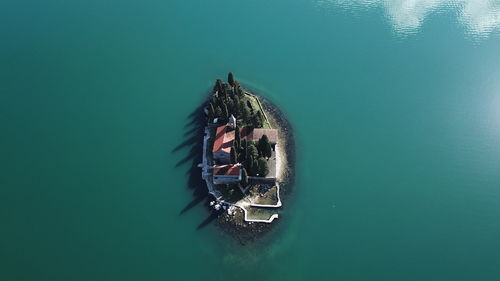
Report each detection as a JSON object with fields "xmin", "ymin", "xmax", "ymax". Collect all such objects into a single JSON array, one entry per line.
[
  {"xmin": 228, "ymin": 72, "xmax": 235, "ymax": 86},
  {"xmin": 230, "ymin": 145, "xmax": 237, "ymax": 164},
  {"xmin": 241, "ymin": 168, "xmax": 249, "ymax": 186},
  {"xmin": 257, "ymin": 157, "xmax": 269, "ymax": 177},
  {"xmin": 258, "ymin": 134, "xmax": 272, "ymax": 159}
]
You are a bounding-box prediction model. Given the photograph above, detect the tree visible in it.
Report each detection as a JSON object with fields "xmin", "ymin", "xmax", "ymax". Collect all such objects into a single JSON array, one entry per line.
[
  {"xmin": 222, "ymin": 103, "xmax": 229, "ymax": 120},
  {"xmin": 252, "ymin": 158, "xmax": 259, "ymax": 176},
  {"xmin": 252, "ymin": 111, "xmax": 263, "ymax": 128},
  {"xmin": 232, "ymin": 95, "xmax": 240, "ymax": 117},
  {"xmin": 245, "ymin": 154, "xmax": 254, "ymax": 176},
  {"xmin": 227, "ymin": 88, "xmax": 235, "ymax": 98},
  {"xmin": 214, "ymin": 105, "xmax": 222, "ymax": 119},
  {"xmin": 239, "ymin": 100, "xmax": 250, "ymax": 120},
  {"xmin": 228, "ymin": 72, "xmax": 235, "ymax": 86},
  {"xmin": 257, "ymin": 157, "xmax": 269, "ymax": 177},
  {"xmin": 215, "ymin": 79, "xmax": 223, "ymax": 92},
  {"xmin": 247, "ymin": 143, "xmax": 259, "ymax": 160},
  {"xmin": 238, "ymin": 139, "xmax": 247, "ymax": 163},
  {"xmin": 258, "ymin": 134, "xmax": 272, "ymax": 159},
  {"xmin": 226, "ymin": 98, "xmax": 235, "ymax": 117},
  {"xmin": 245, "ymin": 139, "xmax": 248, "ymax": 160},
  {"xmin": 241, "ymin": 168, "xmax": 248, "ymax": 186},
  {"xmin": 234, "ymin": 126, "xmax": 241, "ymax": 149},
  {"xmin": 208, "ymin": 102, "xmax": 215, "ymax": 121},
  {"xmin": 234, "ymin": 81, "xmax": 243, "ymax": 97},
  {"xmin": 230, "ymin": 145, "xmax": 237, "ymax": 164}
]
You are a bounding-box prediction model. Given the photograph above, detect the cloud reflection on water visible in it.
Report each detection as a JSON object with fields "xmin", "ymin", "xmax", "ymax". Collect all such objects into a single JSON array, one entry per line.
[{"xmin": 318, "ymin": 0, "xmax": 500, "ymax": 37}]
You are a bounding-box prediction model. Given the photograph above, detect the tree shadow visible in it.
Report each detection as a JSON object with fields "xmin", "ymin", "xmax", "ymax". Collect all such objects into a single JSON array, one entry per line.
[
  {"xmin": 171, "ymin": 133, "xmax": 202, "ymax": 153},
  {"xmin": 174, "ymin": 143, "xmax": 201, "ymax": 167},
  {"xmin": 172, "ymin": 95, "xmax": 217, "ymax": 229},
  {"xmin": 179, "ymin": 194, "xmax": 207, "ymax": 215},
  {"xmin": 183, "ymin": 124, "xmax": 203, "ymax": 137},
  {"xmin": 196, "ymin": 212, "xmax": 219, "ymax": 230}
]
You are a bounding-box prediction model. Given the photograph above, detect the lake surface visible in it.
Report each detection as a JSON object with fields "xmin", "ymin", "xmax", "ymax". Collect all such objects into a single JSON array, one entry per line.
[{"xmin": 1, "ymin": 0, "xmax": 500, "ymax": 280}]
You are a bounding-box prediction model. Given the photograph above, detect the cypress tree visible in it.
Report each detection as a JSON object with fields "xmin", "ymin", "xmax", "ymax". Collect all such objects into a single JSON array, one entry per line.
[
  {"xmin": 230, "ymin": 146, "xmax": 237, "ymax": 164},
  {"xmin": 241, "ymin": 168, "xmax": 248, "ymax": 186},
  {"xmin": 238, "ymin": 139, "xmax": 247, "ymax": 163},
  {"xmin": 222, "ymin": 103, "xmax": 229, "ymax": 120},
  {"xmin": 233, "ymin": 95, "xmax": 240, "ymax": 117},
  {"xmin": 228, "ymin": 72, "xmax": 235, "ymax": 86},
  {"xmin": 240, "ymin": 100, "xmax": 249, "ymax": 120},
  {"xmin": 215, "ymin": 79, "xmax": 223, "ymax": 92},
  {"xmin": 234, "ymin": 81, "xmax": 242, "ymax": 97},
  {"xmin": 257, "ymin": 157, "xmax": 269, "ymax": 177},
  {"xmin": 245, "ymin": 140, "xmax": 249, "ymax": 158},
  {"xmin": 209, "ymin": 102, "xmax": 215, "ymax": 115},
  {"xmin": 215, "ymin": 105, "xmax": 222, "ymax": 119},
  {"xmin": 252, "ymin": 111, "xmax": 263, "ymax": 128},
  {"xmin": 247, "ymin": 143, "xmax": 259, "ymax": 160},
  {"xmin": 208, "ymin": 103, "xmax": 215, "ymax": 121},
  {"xmin": 252, "ymin": 158, "xmax": 259, "ymax": 176},
  {"xmin": 227, "ymin": 98, "xmax": 235, "ymax": 117},
  {"xmin": 258, "ymin": 135, "xmax": 272, "ymax": 159},
  {"xmin": 227, "ymin": 88, "xmax": 234, "ymax": 98},
  {"xmin": 246, "ymin": 100, "xmax": 254, "ymax": 115},
  {"xmin": 235, "ymin": 126, "xmax": 241, "ymax": 148},
  {"xmin": 247, "ymin": 155, "xmax": 254, "ymax": 176}
]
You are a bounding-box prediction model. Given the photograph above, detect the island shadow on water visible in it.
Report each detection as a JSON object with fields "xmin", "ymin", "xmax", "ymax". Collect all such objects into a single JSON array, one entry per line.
[
  {"xmin": 172, "ymin": 75, "xmax": 296, "ymax": 243},
  {"xmin": 172, "ymin": 99, "xmax": 216, "ymax": 230}
]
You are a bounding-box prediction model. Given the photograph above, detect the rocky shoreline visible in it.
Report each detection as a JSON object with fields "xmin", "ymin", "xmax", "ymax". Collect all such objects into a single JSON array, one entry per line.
[{"xmin": 216, "ymin": 92, "xmax": 295, "ymax": 244}]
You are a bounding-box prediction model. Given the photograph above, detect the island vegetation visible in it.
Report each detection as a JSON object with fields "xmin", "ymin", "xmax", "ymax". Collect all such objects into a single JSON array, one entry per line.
[{"xmin": 197, "ymin": 72, "xmax": 294, "ymax": 243}]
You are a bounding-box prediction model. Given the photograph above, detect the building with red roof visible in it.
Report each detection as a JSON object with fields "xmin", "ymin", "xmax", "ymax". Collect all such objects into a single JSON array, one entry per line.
[
  {"xmin": 213, "ymin": 164, "xmax": 242, "ymax": 185},
  {"xmin": 240, "ymin": 128, "xmax": 278, "ymax": 145},
  {"xmin": 212, "ymin": 115, "xmax": 278, "ymax": 164},
  {"xmin": 212, "ymin": 125, "xmax": 235, "ymax": 163}
]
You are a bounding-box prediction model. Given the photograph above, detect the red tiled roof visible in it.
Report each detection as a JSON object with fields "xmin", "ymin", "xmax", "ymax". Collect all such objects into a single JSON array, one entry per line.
[
  {"xmin": 240, "ymin": 127, "xmax": 252, "ymax": 140},
  {"xmin": 213, "ymin": 164, "xmax": 241, "ymax": 176},
  {"xmin": 212, "ymin": 125, "xmax": 235, "ymax": 153},
  {"xmin": 240, "ymin": 127, "xmax": 278, "ymax": 144},
  {"xmin": 252, "ymin": 129, "xmax": 278, "ymax": 143}
]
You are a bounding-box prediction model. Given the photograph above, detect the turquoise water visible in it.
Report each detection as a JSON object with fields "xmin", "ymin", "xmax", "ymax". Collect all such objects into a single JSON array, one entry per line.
[{"xmin": 1, "ymin": 0, "xmax": 500, "ymax": 280}]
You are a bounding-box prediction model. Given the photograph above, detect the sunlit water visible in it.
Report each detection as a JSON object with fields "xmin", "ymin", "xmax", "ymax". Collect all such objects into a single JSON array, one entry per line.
[
  {"xmin": 1, "ymin": 0, "xmax": 500, "ymax": 280},
  {"xmin": 319, "ymin": 0, "xmax": 500, "ymax": 37}
]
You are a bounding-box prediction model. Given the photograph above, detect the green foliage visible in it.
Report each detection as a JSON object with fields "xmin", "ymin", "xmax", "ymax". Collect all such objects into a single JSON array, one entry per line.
[
  {"xmin": 244, "ymin": 140, "xmax": 249, "ymax": 161},
  {"xmin": 246, "ymin": 100, "xmax": 254, "ymax": 113},
  {"xmin": 241, "ymin": 168, "xmax": 248, "ymax": 186},
  {"xmin": 252, "ymin": 158, "xmax": 259, "ymax": 176},
  {"xmin": 234, "ymin": 126, "xmax": 241, "ymax": 148},
  {"xmin": 232, "ymin": 95, "xmax": 240, "ymax": 116},
  {"xmin": 257, "ymin": 157, "xmax": 269, "ymax": 177},
  {"xmin": 210, "ymin": 74, "xmax": 262, "ymax": 127},
  {"xmin": 222, "ymin": 104, "xmax": 229, "ymax": 120},
  {"xmin": 247, "ymin": 143, "xmax": 259, "ymax": 160},
  {"xmin": 208, "ymin": 102, "xmax": 215, "ymax": 121},
  {"xmin": 234, "ymin": 81, "xmax": 244, "ymax": 97},
  {"xmin": 245, "ymin": 155, "xmax": 253, "ymax": 175},
  {"xmin": 230, "ymin": 145, "xmax": 237, "ymax": 164},
  {"xmin": 214, "ymin": 79, "xmax": 223, "ymax": 92},
  {"xmin": 238, "ymin": 139, "xmax": 247, "ymax": 163},
  {"xmin": 214, "ymin": 105, "xmax": 222, "ymax": 120},
  {"xmin": 226, "ymin": 98, "xmax": 235, "ymax": 116},
  {"xmin": 239, "ymin": 100, "xmax": 250, "ymax": 120},
  {"xmin": 227, "ymin": 88, "xmax": 235, "ymax": 98},
  {"xmin": 258, "ymin": 134, "xmax": 272, "ymax": 159},
  {"xmin": 252, "ymin": 111, "xmax": 264, "ymax": 128}
]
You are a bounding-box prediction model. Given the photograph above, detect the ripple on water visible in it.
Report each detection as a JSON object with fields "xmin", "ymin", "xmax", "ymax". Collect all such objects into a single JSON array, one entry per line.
[{"xmin": 316, "ymin": 0, "xmax": 500, "ymax": 38}]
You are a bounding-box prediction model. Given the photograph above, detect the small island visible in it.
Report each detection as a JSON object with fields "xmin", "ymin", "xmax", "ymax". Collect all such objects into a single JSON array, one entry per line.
[{"xmin": 198, "ymin": 73, "xmax": 294, "ymax": 242}]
